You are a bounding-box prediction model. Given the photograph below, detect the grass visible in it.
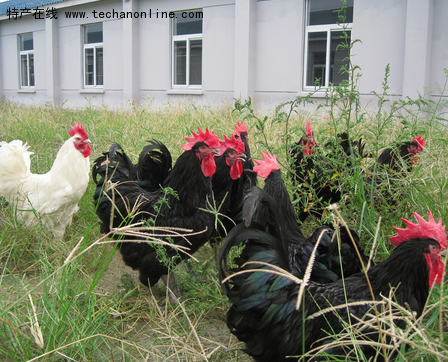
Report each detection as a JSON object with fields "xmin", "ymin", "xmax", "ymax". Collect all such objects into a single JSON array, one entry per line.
[{"xmin": 0, "ymin": 86, "xmax": 447, "ymax": 361}]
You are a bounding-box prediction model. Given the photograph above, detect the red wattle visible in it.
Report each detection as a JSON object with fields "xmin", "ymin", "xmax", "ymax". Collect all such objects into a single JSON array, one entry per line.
[
  {"xmin": 425, "ymin": 254, "xmax": 445, "ymax": 287},
  {"xmin": 201, "ymin": 154, "xmax": 217, "ymax": 177},
  {"xmin": 230, "ymin": 161, "xmax": 243, "ymax": 180},
  {"xmin": 83, "ymin": 145, "xmax": 91, "ymax": 158}
]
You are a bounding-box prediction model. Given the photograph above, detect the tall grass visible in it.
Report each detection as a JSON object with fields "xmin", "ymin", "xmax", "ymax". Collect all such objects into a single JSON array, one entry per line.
[{"xmin": 0, "ymin": 69, "xmax": 447, "ymax": 362}]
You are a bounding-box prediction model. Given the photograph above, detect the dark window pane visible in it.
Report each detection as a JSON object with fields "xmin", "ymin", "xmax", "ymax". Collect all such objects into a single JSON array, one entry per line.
[
  {"xmin": 29, "ymin": 53, "xmax": 35, "ymax": 87},
  {"xmin": 173, "ymin": 41, "xmax": 186, "ymax": 85},
  {"xmin": 96, "ymin": 47, "xmax": 103, "ymax": 86},
  {"xmin": 84, "ymin": 23, "xmax": 103, "ymax": 44},
  {"xmin": 329, "ymin": 31, "xmax": 350, "ymax": 85},
  {"xmin": 85, "ymin": 48, "xmax": 94, "ymax": 85},
  {"xmin": 309, "ymin": 0, "xmax": 353, "ymax": 25},
  {"xmin": 20, "ymin": 33, "xmax": 33, "ymax": 51},
  {"xmin": 306, "ymin": 32, "xmax": 327, "ymax": 86},
  {"xmin": 189, "ymin": 39, "xmax": 202, "ymax": 85},
  {"xmin": 21, "ymin": 54, "xmax": 28, "ymax": 86},
  {"xmin": 174, "ymin": 12, "xmax": 203, "ymax": 35}
]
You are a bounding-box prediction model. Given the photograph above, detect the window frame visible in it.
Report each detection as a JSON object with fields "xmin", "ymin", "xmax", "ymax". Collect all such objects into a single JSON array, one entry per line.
[
  {"xmin": 83, "ymin": 24, "xmax": 103, "ymax": 89},
  {"xmin": 303, "ymin": 1, "xmax": 352, "ymax": 91},
  {"xmin": 171, "ymin": 13, "xmax": 203, "ymax": 90},
  {"xmin": 19, "ymin": 33, "xmax": 35, "ymax": 89}
]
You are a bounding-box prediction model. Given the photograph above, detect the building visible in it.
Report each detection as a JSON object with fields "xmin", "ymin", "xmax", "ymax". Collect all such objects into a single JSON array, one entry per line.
[{"xmin": 0, "ymin": 0, "xmax": 446, "ymax": 109}]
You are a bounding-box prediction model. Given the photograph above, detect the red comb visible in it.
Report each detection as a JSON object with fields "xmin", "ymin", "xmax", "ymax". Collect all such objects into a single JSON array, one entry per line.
[
  {"xmin": 234, "ymin": 121, "xmax": 248, "ymax": 137},
  {"xmin": 182, "ymin": 127, "xmax": 220, "ymax": 151},
  {"xmin": 68, "ymin": 122, "xmax": 89, "ymax": 140},
  {"xmin": 390, "ymin": 210, "xmax": 446, "ymax": 248},
  {"xmin": 253, "ymin": 151, "xmax": 280, "ymax": 178},
  {"xmin": 412, "ymin": 134, "xmax": 425, "ymax": 152},
  {"xmin": 305, "ymin": 119, "xmax": 314, "ymax": 140},
  {"xmin": 218, "ymin": 134, "xmax": 245, "ymax": 156}
]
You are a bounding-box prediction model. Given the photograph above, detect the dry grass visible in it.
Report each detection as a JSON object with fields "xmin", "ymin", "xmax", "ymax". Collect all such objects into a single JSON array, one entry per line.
[{"xmin": 0, "ymin": 96, "xmax": 447, "ymax": 361}]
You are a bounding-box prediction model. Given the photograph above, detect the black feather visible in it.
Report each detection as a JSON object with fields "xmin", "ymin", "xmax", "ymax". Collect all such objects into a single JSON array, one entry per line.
[{"xmin": 219, "ymin": 190, "xmax": 442, "ymax": 361}]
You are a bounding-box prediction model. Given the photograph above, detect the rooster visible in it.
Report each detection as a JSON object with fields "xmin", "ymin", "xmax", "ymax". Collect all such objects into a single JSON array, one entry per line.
[
  {"xmin": 376, "ymin": 134, "xmax": 425, "ymax": 173},
  {"xmin": 93, "ymin": 128, "xmax": 222, "ymax": 299},
  {"xmin": 219, "ymin": 196, "xmax": 446, "ymax": 362},
  {"xmin": 206, "ymin": 134, "xmax": 247, "ymax": 261},
  {"xmin": 100, "ymin": 140, "xmax": 172, "ymax": 193},
  {"xmin": 289, "ymin": 120, "xmax": 333, "ymax": 222},
  {"xmin": 0, "ymin": 122, "xmax": 91, "ymax": 238},
  {"xmin": 210, "ymin": 123, "xmax": 256, "ymax": 237},
  {"xmin": 290, "ymin": 120, "xmax": 366, "ymax": 222},
  {"xmin": 212, "ymin": 134, "xmax": 246, "ymax": 230},
  {"xmin": 367, "ymin": 134, "xmax": 426, "ymax": 205},
  {"xmin": 234, "ymin": 121, "xmax": 257, "ymax": 193},
  {"xmin": 252, "ymin": 150, "xmax": 368, "ymax": 283}
]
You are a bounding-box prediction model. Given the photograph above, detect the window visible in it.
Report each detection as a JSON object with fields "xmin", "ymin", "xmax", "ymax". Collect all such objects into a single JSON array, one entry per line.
[
  {"xmin": 172, "ymin": 11, "xmax": 203, "ymax": 88},
  {"xmin": 19, "ymin": 33, "xmax": 34, "ymax": 88},
  {"xmin": 304, "ymin": 0, "xmax": 353, "ymax": 89},
  {"xmin": 83, "ymin": 23, "xmax": 103, "ymax": 88}
]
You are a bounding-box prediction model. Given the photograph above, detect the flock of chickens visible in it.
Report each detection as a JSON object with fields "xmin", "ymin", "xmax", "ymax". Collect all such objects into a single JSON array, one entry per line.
[{"xmin": 0, "ymin": 119, "xmax": 445, "ymax": 362}]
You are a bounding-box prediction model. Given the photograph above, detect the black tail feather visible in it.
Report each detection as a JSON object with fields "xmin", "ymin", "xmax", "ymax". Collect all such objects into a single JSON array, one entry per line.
[{"xmin": 137, "ymin": 140, "xmax": 172, "ymax": 191}]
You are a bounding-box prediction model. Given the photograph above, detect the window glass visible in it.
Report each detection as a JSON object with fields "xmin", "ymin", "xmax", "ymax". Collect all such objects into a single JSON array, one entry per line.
[
  {"xmin": 83, "ymin": 23, "xmax": 103, "ymax": 88},
  {"xmin": 20, "ymin": 54, "xmax": 28, "ymax": 87},
  {"xmin": 174, "ymin": 14, "xmax": 202, "ymax": 35},
  {"xmin": 173, "ymin": 41, "xmax": 187, "ymax": 85},
  {"xmin": 20, "ymin": 33, "xmax": 33, "ymax": 51},
  {"xmin": 96, "ymin": 47, "xmax": 103, "ymax": 86},
  {"xmin": 189, "ymin": 39, "xmax": 202, "ymax": 85},
  {"xmin": 329, "ymin": 30, "xmax": 350, "ymax": 85},
  {"xmin": 304, "ymin": 1, "xmax": 352, "ymax": 88},
  {"xmin": 306, "ymin": 32, "xmax": 327, "ymax": 87},
  {"xmin": 29, "ymin": 53, "xmax": 35, "ymax": 87},
  {"xmin": 85, "ymin": 48, "xmax": 94, "ymax": 86},
  {"xmin": 84, "ymin": 23, "xmax": 103, "ymax": 44},
  {"xmin": 19, "ymin": 34, "xmax": 35, "ymax": 88},
  {"xmin": 172, "ymin": 10, "xmax": 203, "ymax": 88},
  {"xmin": 308, "ymin": 0, "xmax": 353, "ymax": 25}
]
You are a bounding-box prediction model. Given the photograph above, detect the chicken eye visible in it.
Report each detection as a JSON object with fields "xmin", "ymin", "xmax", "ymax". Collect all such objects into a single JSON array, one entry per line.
[
  {"xmin": 430, "ymin": 245, "xmax": 437, "ymax": 252},
  {"xmin": 199, "ymin": 145, "xmax": 208, "ymax": 152}
]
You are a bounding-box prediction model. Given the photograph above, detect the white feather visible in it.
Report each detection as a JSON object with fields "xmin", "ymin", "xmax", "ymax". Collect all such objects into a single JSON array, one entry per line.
[{"xmin": 0, "ymin": 136, "xmax": 90, "ymax": 238}]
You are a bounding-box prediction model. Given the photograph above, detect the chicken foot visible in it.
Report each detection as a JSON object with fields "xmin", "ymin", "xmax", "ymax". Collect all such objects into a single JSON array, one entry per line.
[{"xmin": 160, "ymin": 273, "xmax": 181, "ymax": 305}]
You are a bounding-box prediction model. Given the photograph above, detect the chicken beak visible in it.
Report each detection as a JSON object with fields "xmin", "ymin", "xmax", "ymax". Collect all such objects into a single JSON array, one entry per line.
[
  {"xmin": 212, "ymin": 148, "xmax": 220, "ymax": 156},
  {"xmin": 440, "ymin": 249, "xmax": 447, "ymax": 257},
  {"xmin": 238, "ymin": 153, "xmax": 247, "ymax": 162}
]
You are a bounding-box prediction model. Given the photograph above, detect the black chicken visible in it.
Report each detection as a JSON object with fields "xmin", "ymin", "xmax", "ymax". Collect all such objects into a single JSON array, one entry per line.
[
  {"xmin": 366, "ymin": 134, "xmax": 426, "ymax": 205},
  {"xmin": 207, "ymin": 134, "xmax": 246, "ymax": 261},
  {"xmin": 219, "ymin": 191, "xmax": 446, "ymax": 362},
  {"xmin": 234, "ymin": 121, "xmax": 258, "ymax": 193},
  {"xmin": 212, "ymin": 123, "xmax": 257, "ymax": 238},
  {"xmin": 290, "ymin": 120, "xmax": 366, "ymax": 222},
  {"xmin": 93, "ymin": 127, "xmax": 221, "ymax": 298},
  {"xmin": 212, "ymin": 134, "xmax": 246, "ymax": 225},
  {"xmin": 376, "ymin": 134, "xmax": 425, "ymax": 173},
  {"xmin": 252, "ymin": 150, "xmax": 368, "ymax": 283},
  {"xmin": 93, "ymin": 140, "xmax": 172, "ymax": 194}
]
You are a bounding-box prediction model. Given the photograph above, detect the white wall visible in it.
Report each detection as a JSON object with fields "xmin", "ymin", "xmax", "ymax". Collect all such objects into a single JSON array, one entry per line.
[
  {"xmin": 352, "ymin": 0, "xmax": 407, "ymax": 96},
  {"xmin": 58, "ymin": 0, "xmax": 123, "ymax": 107},
  {"xmin": 1, "ymin": 15, "xmax": 46, "ymax": 102},
  {"xmin": 137, "ymin": 0, "xmax": 237, "ymax": 107},
  {"xmin": 252, "ymin": 0, "xmax": 304, "ymax": 105},
  {"xmin": 430, "ymin": 0, "xmax": 448, "ymax": 98},
  {"xmin": 0, "ymin": 0, "xmax": 447, "ymax": 109}
]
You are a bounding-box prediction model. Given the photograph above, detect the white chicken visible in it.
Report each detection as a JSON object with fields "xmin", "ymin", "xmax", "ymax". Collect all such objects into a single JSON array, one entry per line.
[{"xmin": 0, "ymin": 122, "xmax": 91, "ymax": 238}]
